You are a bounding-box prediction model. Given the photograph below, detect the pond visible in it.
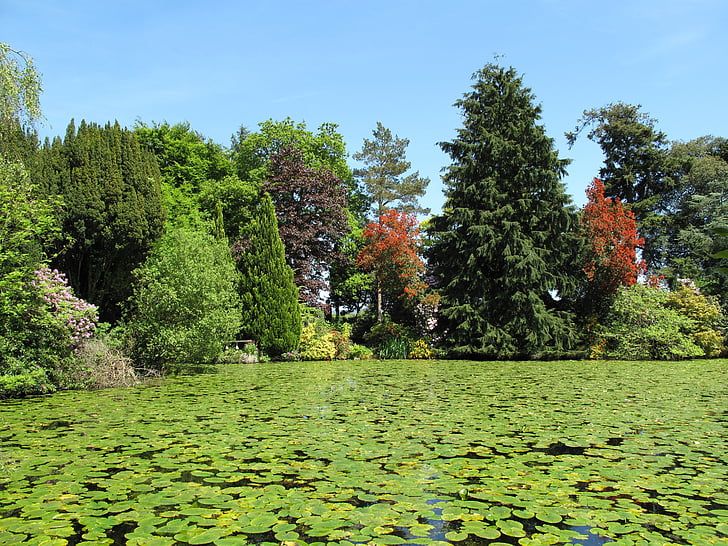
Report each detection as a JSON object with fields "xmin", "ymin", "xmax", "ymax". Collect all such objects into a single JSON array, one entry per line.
[{"xmin": 0, "ymin": 359, "xmax": 727, "ymax": 545}]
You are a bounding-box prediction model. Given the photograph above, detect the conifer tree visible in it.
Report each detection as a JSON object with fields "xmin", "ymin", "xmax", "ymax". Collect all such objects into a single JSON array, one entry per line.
[
  {"xmin": 353, "ymin": 122, "xmax": 430, "ymax": 217},
  {"xmin": 235, "ymin": 193, "xmax": 301, "ymax": 356},
  {"xmin": 39, "ymin": 120, "xmax": 165, "ymax": 321},
  {"xmin": 427, "ymin": 63, "xmax": 581, "ymax": 358}
]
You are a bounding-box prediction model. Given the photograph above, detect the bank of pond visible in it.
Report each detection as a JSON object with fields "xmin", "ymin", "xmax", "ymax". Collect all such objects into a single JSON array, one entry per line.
[{"xmin": 0, "ymin": 359, "xmax": 726, "ymax": 545}]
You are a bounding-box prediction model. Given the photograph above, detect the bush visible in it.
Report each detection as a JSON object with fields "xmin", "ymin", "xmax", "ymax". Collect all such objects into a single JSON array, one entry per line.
[
  {"xmin": 349, "ymin": 344, "xmax": 374, "ymax": 360},
  {"xmin": 0, "ymin": 267, "xmax": 98, "ymax": 397},
  {"xmin": 600, "ymin": 284, "xmax": 703, "ymax": 360},
  {"xmin": 299, "ymin": 324, "xmax": 337, "ymax": 361},
  {"xmin": 74, "ymin": 337, "xmax": 138, "ymax": 389},
  {"xmin": 366, "ymin": 318, "xmax": 414, "ymax": 359},
  {"xmin": 665, "ymin": 283, "xmax": 724, "ymax": 357},
  {"xmin": 124, "ymin": 227, "xmax": 241, "ymax": 372},
  {"xmin": 408, "ymin": 339, "xmax": 434, "ymax": 359}
]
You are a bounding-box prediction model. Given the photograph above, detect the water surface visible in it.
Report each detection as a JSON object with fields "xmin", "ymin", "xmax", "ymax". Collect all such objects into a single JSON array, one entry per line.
[{"xmin": 1, "ymin": 359, "xmax": 726, "ymax": 545}]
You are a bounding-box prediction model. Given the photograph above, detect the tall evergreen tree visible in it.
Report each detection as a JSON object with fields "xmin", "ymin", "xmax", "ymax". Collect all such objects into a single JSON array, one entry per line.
[
  {"xmin": 235, "ymin": 193, "xmax": 301, "ymax": 356},
  {"xmin": 427, "ymin": 63, "xmax": 580, "ymax": 358},
  {"xmin": 353, "ymin": 122, "xmax": 430, "ymax": 217},
  {"xmin": 39, "ymin": 120, "xmax": 165, "ymax": 322}
]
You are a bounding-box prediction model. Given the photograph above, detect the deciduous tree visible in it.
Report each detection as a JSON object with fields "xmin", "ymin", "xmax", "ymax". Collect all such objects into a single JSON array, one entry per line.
[
  {"xmin": 264, "ymin": 146, "xmax": 349, "ymax": 308},
  {"xmin": 357, "ymin": 210, "xmax": 426, "ymax": 322},
  {"xmin": 579, "ymin": 178, "xmax": 646, "ymax": 314},
  {"xmin": 125, "ymin": 227, "xmax": 241, "ymax": 371}
]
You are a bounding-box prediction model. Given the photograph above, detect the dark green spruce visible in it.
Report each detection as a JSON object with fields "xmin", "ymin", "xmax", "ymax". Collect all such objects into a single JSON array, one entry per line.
[
  {"xmin": 236, "ymin": 193, "xmax": 301, "ymax": 356},
  {"xmin": 427, "ymin": 63, "xmax": 581, "ymax": 358}
]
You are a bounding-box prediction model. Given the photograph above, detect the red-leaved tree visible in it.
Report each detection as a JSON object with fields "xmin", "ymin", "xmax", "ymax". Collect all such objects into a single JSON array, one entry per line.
[
  {"xmin": 357, "ymin": 210, "xmax": 427, "ymax": 322},
  {"xmin": 581, "ymin": 178, "xmax": 646, "ymax": 295}
]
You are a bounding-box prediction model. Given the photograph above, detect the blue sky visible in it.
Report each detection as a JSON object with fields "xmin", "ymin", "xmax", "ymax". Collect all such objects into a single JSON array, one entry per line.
[{"xmin": 3, "ymin": 0, "xmax": 727, "ymax": 212}]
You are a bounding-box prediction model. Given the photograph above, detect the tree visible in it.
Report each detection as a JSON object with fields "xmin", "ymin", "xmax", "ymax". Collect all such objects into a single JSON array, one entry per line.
[
  {"xmin": 654, "ymin": 137, "xmax": 728, "ymax": 303},
  {"xmin": 124, "ymin": 227, "xmax": 241, "ymax": 372},
  {"xmin": 235, "ymin": 193, "xmax": 301, "ymax": 357},
  {"xmin": 39, "ymin": 120, "xmax": 166, "ymax": 322},
  {"xmin": 263, "ymin": 146, "xmax": 350, "ymax": 308},
  {"xmin": 353, "ymin": 122, "xmax": 430, "ymax": 217},
  {"xmin": 0, "ymin": 43, "xmax": 42, "ymax": 132},
  {"xmin": 135, "ymin": 121, "xmax": 239, "ymax": 229},
  {"xmin": 565, "ymin": 102, "xmax": 672, "ymax": 213},
  {"xmin": 358, "ymin": 210, "xmax": 426, "ymax": 322},
  {"xmin": 232, "ymin": 118, "xmax": 354, "ymax": 191},
  {"xmin": 427, "ymin": 62, "xmax": 581, "ymax": 358},
  {"xmin": 579, "ymin": 178, "xmax": 646, "ymax": 316}
]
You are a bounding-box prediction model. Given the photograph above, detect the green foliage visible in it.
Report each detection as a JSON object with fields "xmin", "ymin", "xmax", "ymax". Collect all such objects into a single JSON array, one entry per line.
[
  {"xmin": 665, "ymin": 283, "xmax": 724, "ymax": 357},
  {"xmin": 236, "ymin": 194, "xmax": 301, "ymax": 357},
  {"xmin": 135, "ymin": 121, "xmax": 243, "ymax": 230},
  {"xmin": 366, "ymin": 318, "xmax": 413, "ymax": 359},
  {"xmin": 566, "ymin": 102, "xmax": 671, "ymax": 219},
  {"xmin": 377, "ymin": 336, "xmax": 410, "ymax": 359},
  {"xmin": 232, "ymin": 118, "xmax": 353, "ymax": 188},
  {"xmin": 600, "ymin": 284, "xmax": 703, "ymax": 360},
  {"xmin": 651, "ymin": 140, "xmax": 728, "ymax": 303},
  {"xmin": 0, "ymin": 367, "xmax": 52, "ymax": 398},
  {"xmin": 427, "ymin": 62, "xmax": 581, "ymax": 358},
  {"xmin": 39, "ymin": 120, "xmax": 166, "ymax": 322},
  {"xmin": 353, "ymin": 121, "xmax": 430, "ymax": 217},
  {"xmin": 124, "ymin": 227, "xmax": 241, "ymax": 372},
  {"xmin": 0, "ymin": 42, "xmax": 42, "ymax": 131}
]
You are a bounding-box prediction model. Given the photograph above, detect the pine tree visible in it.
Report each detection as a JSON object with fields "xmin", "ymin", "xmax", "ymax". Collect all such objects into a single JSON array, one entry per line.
[
  {"xmin": 235, "ymin": 193, "xmax": 301, "ymax": 356},
  {"xmin": 353, "ymin": 122, "xmax": 430, "ymax": 217},
  {"xmin": 427, "ymin": 63, "xmax": 581, "ymax": 358}
]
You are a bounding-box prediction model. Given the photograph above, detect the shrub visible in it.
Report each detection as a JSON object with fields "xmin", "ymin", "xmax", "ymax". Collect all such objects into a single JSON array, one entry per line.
[
  {"xmin": 408, "ymin": 338, "xmax": 434, "ymax": 359},
  {"xmin": 299, "ymin": 324, "xmax": 337, "ymax": 361},
  {"xmin": 366, "ymin": 318, "xmax": 414, "ymax": 359},
  {"xmin": 0, "ymin": 267, "xmax": 98, "ymax": 397},
  {"xmin": 601, "ymin": 284, "xmax": 703, "ymax": 360},
  {"xmin": 348, "ymin": 344, "xmax": 374, "ymax": 360},
  {"xmin": 124, "ymin": 227, "xmax": 241, "ymax": 372},
  {"xmin": 665, "ymin": 283, "xmax": 724, "ymax": 357}
]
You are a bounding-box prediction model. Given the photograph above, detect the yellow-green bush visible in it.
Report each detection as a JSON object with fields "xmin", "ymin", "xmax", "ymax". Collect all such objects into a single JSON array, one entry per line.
[{"xmin": 299, "ymin": 324, "xmax": 336, "ymax": 361}]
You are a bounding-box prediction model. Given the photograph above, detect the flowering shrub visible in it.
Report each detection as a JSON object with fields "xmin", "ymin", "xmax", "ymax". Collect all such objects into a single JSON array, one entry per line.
[
  {"xmin": 0, "ymin": 267, "xmax": 98, "ymax": 397},
  {"xmin": 30, "ymin": 268, "xmax": 98, "ymax": 350},
  {"xmin": 408, "ymin": 339, "xmax": 434, "ymax": 359}
]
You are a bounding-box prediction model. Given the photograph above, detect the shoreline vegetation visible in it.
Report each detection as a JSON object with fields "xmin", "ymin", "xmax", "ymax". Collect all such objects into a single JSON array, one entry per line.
[{"xmin": 2, "ymin": 45, "xmax": 728, "ymax": 400}]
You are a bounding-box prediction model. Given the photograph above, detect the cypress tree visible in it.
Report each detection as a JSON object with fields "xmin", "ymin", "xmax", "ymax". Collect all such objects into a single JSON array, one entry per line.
[
  {"xmin": 236, "ymin": 193, "xmax": 301, "ymax": 356},
  {"xmin": 40, "ymin": 120, "xmax": 165, "ymax": 322},
  {"xmin": 427, "ymin": 63, "xmax": 581, "ymax": 358}
]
